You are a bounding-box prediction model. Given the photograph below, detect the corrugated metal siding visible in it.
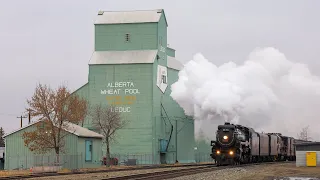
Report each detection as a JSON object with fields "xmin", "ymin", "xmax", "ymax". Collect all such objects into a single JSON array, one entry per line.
[
  {"xmin": 151, "ymin": 12, "xmax": 195, "ymax": 164},
  {"xmin": 152, "ymin": 12, "xmax": 167, "ymax": 164},
  {"xmin": 95, "ymin": 23, "xmax": 158, "ymax": 51},
  {"xmin": 94, "ymin": 9, "xmax": 162, "ymax": 24},
  {"xmin": 4, "ymin": 124, "xmax": 79, "ymax": 170},
  {"xmin": 153, "ymin": 67, "xmax": 195, "ymax": 163},
  {"xmin": 73, "ymin": 83, "xmax": 89, "ymax": 100},
  {"xmin": 166, "ymin": 47, "xmax": 175, "ymax": 57},
  {"xmin": 296, "ymin": 151, "xmax": 320, "ymax": 167},
  {"xmin": 89, "ymin": 50, "xmax": 157, "ymax": 65},
  {"xmin": 87, "ymin": 63, "xmax": 153, "ymax": 155}
]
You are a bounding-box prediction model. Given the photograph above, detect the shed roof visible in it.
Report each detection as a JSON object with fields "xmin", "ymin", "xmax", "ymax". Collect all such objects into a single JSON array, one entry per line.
[
  {"xmin": 94, "ymin": 9, "xmax": 166, "ymax": 25},
  {"xmin": 167, "ymin": 56, "xmax": 183, "ymax": 70},
  {"xmin": 63, "ymin": 122, "xmax": 103, "ymax": 138},
  {"xmin": 294, "ymin": 142, "xmax": 320, "ymax": 147},
  {"xmin": 4, "ymin": 120, "xmax": 103, "ymax": 139},
  {"xmin": 88, "ymin": 50, "xmax": 183, "ymax": 71},
  {"xmin": 89, "ymin": 50, "xmax": 158, "ymax": 65}
]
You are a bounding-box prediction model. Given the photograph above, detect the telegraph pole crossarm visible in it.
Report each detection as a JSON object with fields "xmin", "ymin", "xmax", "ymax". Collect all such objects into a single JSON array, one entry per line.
[{"xmin": 17, "ymin": 115, "xmax": 27, "ymax": 128}]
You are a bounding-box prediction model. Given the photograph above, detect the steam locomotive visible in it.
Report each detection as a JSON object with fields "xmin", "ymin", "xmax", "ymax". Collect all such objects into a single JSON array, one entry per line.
[{"xmin": 210, "ymin": 122, "xmax": 310, "ymax": 166}]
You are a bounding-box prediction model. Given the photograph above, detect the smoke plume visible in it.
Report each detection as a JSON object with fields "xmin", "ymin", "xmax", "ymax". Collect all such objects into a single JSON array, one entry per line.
[{"xmin": 171, "ymin": 47, "xmax": 320, "ymax": 141}]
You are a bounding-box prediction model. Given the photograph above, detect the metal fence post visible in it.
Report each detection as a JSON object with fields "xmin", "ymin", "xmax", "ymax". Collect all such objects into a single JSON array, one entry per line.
[
  {"xmin": 81, "ymin": 152, "xmax": 83, "ymax": 169},
  {"xmin": 16, "ymin": 154, "xmax": 18, "ymax": 170}
]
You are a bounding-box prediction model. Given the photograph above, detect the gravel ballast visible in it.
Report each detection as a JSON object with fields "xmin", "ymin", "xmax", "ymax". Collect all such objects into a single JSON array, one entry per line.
[
  {"xmin": 26, "ymin": 162, "xmax": 320, "ymax": 180},
  {"xmin": 27, "ymin": 166, "xmax": 204, "ymax": 180},
  {"xmin": 171, "ymin": 163, "xmax": 320, "ymax": 180}
]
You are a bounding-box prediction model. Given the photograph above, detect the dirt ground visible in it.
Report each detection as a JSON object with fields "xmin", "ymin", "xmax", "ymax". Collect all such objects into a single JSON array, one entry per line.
[
  {"xmin": 240, "ymin": 163, "xmax": 320, "ymax": 180},
  {"xmin": 0, "ymin": 163, "xmax": 190, "ymax": 177}
]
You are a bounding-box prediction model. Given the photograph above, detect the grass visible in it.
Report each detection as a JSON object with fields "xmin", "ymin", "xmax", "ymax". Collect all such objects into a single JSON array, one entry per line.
[
  {"xmin": 0, "ymin": 170, "xmax": 31, "ymax": 177},
  {"xmin": 239, "ymin": 163, "xmax": 320, "ymax": 180},
  {"xmin": 57, "ymin": 168, "xmax": 72, "ymax": 173}
]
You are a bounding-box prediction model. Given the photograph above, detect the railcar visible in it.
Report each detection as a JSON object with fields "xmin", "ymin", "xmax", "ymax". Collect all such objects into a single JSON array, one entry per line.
[{"xmin": 210, "ymin": 122, "xmax": 310, "ymax": 166}]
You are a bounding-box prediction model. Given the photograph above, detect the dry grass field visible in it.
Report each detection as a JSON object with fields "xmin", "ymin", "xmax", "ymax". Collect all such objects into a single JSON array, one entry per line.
[{"xmin": 240, "ymin": 163, "xmax": 320, "ymax": 180}]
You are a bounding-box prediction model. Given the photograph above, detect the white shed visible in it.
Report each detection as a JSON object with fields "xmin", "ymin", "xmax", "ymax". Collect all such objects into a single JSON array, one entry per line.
[
  {"xmin": 295, "ymin": 142, "xmax": 320, "ymax": 167},
  {"xmin": 0, "ymin": 147, "xmax": 4, "ymax": 159}
]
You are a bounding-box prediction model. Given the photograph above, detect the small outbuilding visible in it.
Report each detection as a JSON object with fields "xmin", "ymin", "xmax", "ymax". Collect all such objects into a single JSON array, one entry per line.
[
  {"xmin": 0, "ymin": 147, "xmax": 4, "ymax": 170},
  {"xmin": 4, "ymin": 121, "xmax": 104, "ymax": 170},
  {"xmin": 295, "ymin": 142, "xmax": 320, "ymax": 167}
]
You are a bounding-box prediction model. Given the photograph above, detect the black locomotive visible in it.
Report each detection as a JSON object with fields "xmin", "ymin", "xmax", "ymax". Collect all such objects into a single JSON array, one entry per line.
[{"xmin": 210, "ymin": 122, "xmax": 310, "ymax": 166}]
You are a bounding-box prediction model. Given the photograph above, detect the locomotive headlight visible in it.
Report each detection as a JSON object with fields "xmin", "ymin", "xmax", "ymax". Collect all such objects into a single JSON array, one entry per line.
[
  {"xmin": 216, "ymin": 150, "xmax": 220, "ymax": 154},
  {"xmin": 229, "ymin": 151, "xmax": 234, "ymax": 155},
  {"xmin": 223, "ymin": 135, "xmax": 228, "ymax": 140}
]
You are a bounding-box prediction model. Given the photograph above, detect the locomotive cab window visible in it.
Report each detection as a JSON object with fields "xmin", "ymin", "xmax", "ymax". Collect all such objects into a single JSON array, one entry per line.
[{"xmin": 235, "ymin": 129, "xmax": 246, "ymax": 141}]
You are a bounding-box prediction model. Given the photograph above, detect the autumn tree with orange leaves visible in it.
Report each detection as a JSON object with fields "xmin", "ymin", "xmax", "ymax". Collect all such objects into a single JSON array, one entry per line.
[{"xmin": 22, "ymin": 83, "xmax": 88, "ymax": 156}]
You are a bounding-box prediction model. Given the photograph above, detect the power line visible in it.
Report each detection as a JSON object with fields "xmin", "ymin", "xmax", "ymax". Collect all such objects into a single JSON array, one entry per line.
[
  {"xmin": 0, "ymin": 113, "xmax": 18, "ymax": 116},
  {"xmin": 0, "ymin": 111, "xmax": 32, "ymax": 123}
]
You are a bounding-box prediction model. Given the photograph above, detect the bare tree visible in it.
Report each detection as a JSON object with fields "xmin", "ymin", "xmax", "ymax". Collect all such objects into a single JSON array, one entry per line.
[
  {"xmin": 22, "ymin": 83, "xmax": 88, "ymax": 158},
  {"xmin": 89, "ymin": 104, "xmax": 127, "ymax": 165},
  {"xmin": 297, "ymin": 125, "xmax": 312, "ymax": 141}
]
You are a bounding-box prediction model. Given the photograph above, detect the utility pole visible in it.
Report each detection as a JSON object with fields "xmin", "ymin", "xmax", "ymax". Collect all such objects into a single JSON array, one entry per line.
[
  {"xmin": 175, "ymin": 119, "xmax": 178, "ymax": 163},
  {"xmin": 17, "ymin": 115, "xmax": 27, "ymax": 128},
  {"xmin": 27, "ymin": 110, "xmax": 31, "ymax": 124}
]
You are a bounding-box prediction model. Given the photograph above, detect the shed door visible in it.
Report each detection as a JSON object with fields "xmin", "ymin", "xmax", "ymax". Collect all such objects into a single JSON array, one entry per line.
[
  {"xmin": 306, "ymin": 152, "xmax": 317, "ymax": 167},
  {"xmin": 85, "ymin": 140, "xmax": 92, "ymax": 161}
]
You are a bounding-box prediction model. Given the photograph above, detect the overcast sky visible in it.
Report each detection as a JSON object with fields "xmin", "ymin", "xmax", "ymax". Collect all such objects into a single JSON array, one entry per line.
[{"xmin": 0, "ymin": 0, "xmax": 319, "ymax": 133}]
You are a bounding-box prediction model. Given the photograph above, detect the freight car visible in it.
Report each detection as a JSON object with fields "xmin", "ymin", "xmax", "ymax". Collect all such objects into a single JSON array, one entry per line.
[{"xmin": 210, "ymin": 122, "xmax": 309, "ymax": 166}]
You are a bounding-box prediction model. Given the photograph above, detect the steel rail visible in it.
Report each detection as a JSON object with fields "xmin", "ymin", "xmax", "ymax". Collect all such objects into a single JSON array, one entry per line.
[
  {"xmin": 102, "ymin": 161, "xmax": 293, "ymax": 180},
  {"xmin": 0, "ymin": 163, "xmax": 214, "ymax": 180},
  {"xmin": 102, "ymin": 166, "xmax": 218, "ymax": 180},
  {"xmin": 0, "ymin": 161, "xmax": 293, "ymax": 180}
]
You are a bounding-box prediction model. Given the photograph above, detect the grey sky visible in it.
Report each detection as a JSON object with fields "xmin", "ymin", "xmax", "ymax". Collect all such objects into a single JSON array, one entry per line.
[{"xmin": 0, "ymin": 0, "xmax": 319, "ymax": 134}]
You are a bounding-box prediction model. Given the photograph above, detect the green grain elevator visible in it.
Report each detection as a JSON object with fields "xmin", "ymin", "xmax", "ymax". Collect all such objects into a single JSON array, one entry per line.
[{"xmin": 74, "ymin": 9, "xmax": 196, "ymax": 164}]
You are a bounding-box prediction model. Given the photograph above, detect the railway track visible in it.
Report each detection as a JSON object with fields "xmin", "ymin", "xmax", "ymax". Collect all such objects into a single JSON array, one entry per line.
[
  {"xmin": 0, "ymin": 161, "xmax": 293, "ymax": 180},
  {"xmin": 0, "ymin": 163, "xmax": 214, "ymax": 180},
  {"xmin": 102, "ymin": 161, "xmax": 293, "ymax": 180},
  {"xmin": 102, "ymin": 165, "xmax": 217, "ymax": 180}
]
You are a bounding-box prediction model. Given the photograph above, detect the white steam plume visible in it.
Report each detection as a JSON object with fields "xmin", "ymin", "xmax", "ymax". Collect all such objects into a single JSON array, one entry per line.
[{"xmin": 171, "ymin": 47, "xmax": 320, "ymax": 141}]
